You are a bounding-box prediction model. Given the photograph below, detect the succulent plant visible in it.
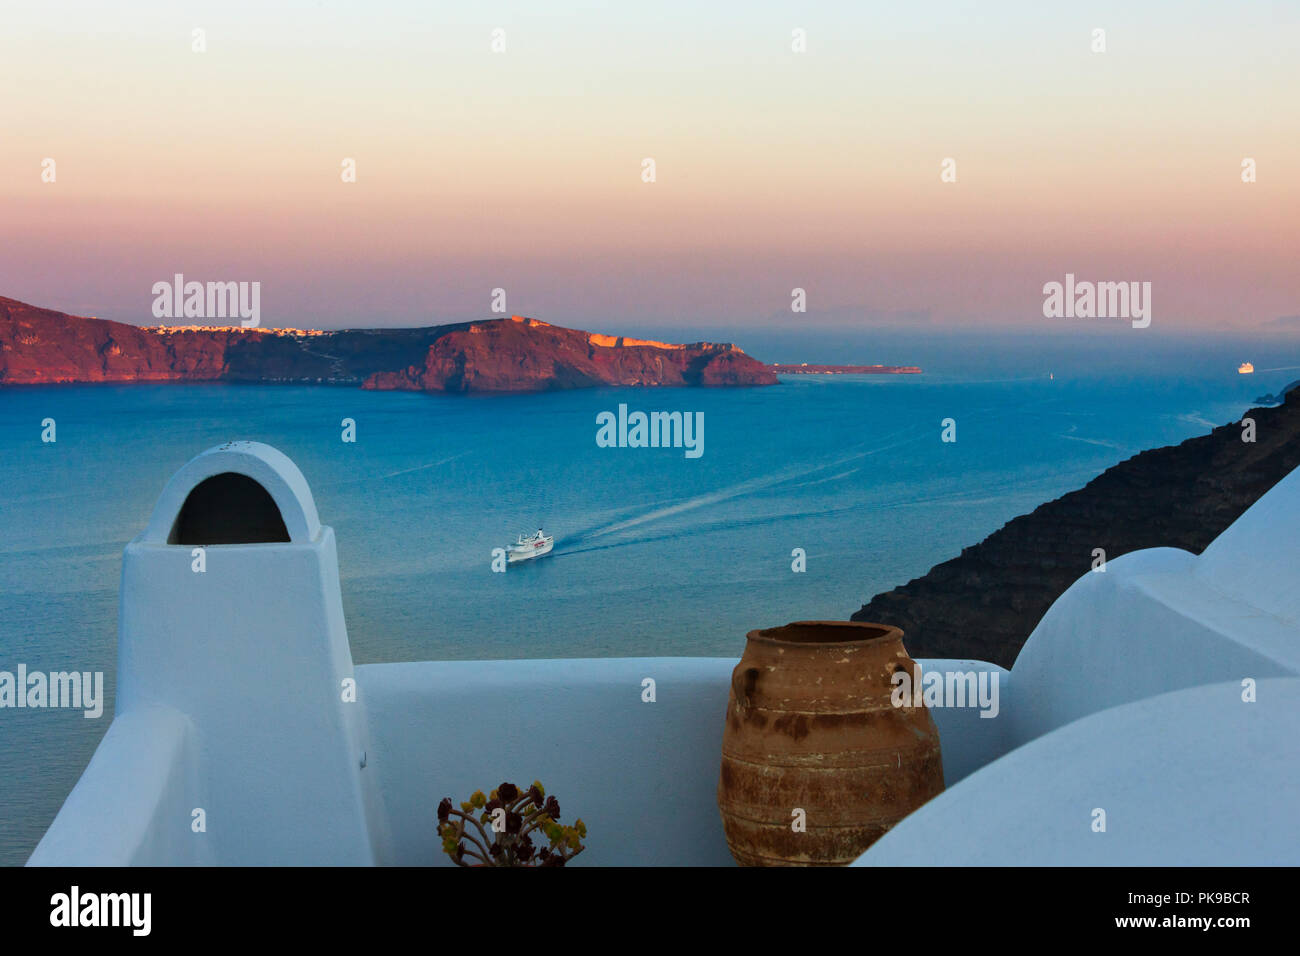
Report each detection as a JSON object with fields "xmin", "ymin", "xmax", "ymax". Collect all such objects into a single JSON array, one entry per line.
[{"xmin": 436, "ymin": 780, "xmax": 587, "ymax": 867}]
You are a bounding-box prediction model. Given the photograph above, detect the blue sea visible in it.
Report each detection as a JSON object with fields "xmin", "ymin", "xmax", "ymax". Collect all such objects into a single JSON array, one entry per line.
[{"xmin": 1, "ymin": 326, "xmax": 1296, "ymax": 864}]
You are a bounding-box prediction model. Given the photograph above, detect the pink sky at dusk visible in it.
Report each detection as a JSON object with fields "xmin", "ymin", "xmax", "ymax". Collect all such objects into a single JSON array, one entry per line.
[{"xmin": 1, "ymin": 1, "xmax": 1296, "ymax": 333}]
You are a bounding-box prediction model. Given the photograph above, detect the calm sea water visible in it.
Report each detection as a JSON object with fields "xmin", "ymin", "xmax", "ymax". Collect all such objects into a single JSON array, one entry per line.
[{"xmin": 1, "ymin": 327, "xmax": 1295, "ymax": 864}]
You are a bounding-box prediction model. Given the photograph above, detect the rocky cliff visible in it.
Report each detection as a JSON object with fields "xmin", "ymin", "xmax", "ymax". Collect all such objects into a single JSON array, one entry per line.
[
  {"xmin": 0, "ymin": 298, "xmax": 775, "ymax": 391},
  {"xmin": 364, "ymin": 315, "xmax": 775, "ymax": 392},
  {"xmin": 853, "ymin": 391, "xmax": 1300, "ymax": 667}
]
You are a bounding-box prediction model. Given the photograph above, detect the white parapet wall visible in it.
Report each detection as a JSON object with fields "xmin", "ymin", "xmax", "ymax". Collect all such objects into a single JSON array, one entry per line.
[
  {"xmin": 357, "ymin": 658, "xmax": 737, "ymax": 867},
  {"xmin": 355, "ymin": 656, "xmax": 1011, "ymax": 867},
  {"xmin": 31, "ymin": 652, "xmax": 1012, "ymax": 866},
  {"xmin": 27, "ymin": 705, "xmax": 205, "ymax": 866}
]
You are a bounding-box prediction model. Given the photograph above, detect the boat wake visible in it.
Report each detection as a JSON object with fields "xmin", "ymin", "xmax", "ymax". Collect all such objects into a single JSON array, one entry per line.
[
  {"xmin": 379, "ymin": 452, "xmax": 471, "ymax": 479},
  {"xmin": 553, "ymin": 505, "xmax": 858, "ymax": 557},
  {"xmin": 551, "ymin": 425, "xmax": 932, "ymax": 556},
  {"xmin": 326, "ymin": 452, "xmax": 471, "ymax": 487}
]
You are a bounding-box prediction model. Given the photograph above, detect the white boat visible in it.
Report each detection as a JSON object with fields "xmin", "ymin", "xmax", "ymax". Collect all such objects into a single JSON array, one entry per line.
[{"xmin": 506, "ymin": 529, "xmax": 554, "ymax": 563}]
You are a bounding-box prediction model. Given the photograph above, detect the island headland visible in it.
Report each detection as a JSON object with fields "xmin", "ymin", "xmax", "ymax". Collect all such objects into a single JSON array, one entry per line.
[{"xmin": 0, "ymin": 296, "xmax": 778, "ymax": 392}]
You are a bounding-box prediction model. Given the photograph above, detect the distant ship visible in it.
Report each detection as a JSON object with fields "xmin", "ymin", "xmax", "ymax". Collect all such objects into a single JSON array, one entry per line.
[
  {"xmin": 506, "ymin": 529, "xmax": 554, "ymax": 563},
  {"xmin": 1238, "ymin": 362, "xmax": 1255, "ymax": 374}
]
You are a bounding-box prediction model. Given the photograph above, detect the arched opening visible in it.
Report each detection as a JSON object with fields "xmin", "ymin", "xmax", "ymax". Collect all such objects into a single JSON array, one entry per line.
[{"xmin": 168, "ymin": 472, "xmax": 291, "ymax": 544}]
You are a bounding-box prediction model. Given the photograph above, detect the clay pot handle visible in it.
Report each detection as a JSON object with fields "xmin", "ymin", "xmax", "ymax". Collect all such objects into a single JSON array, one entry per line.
[{"xmin": 733, "ymin": 667, "xmax": 760, "ymax": 708}]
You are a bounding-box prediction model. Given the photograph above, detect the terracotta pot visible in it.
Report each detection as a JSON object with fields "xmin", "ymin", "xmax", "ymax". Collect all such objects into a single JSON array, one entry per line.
[{"xmin": 717, "ymin": 620, "xmax": 944, "ymax": 866}]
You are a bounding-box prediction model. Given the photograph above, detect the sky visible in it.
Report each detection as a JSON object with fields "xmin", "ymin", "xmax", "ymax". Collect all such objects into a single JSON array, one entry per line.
[{"xmin": 0, "ymin": 0, "xmax": 1296, "ymax": 333}]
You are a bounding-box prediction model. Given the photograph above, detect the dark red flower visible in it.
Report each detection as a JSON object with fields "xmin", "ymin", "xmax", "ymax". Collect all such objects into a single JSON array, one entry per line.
[
  {"xmin": 498, "ymin": 782, "xmax": 519, "ymax": 802},
  {"xmin": 437, "ymin": 798, "xmax": 452, "ymax": 822},
  {"xmin": 506, "ymin": 811, "xmax": 523, "ymax": 834},
  {"xmin": 544, "ymin": 796, "xmax": 560, "ymax": 820}
]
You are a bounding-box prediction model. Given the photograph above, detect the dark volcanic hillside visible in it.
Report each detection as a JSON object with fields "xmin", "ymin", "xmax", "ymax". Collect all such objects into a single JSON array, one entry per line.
[
  {"xmin": 853, "ymin": 391, "xmax": 1300, "ymax": 667},
  {"xmin": 0, "ymin": 297, "xmax": 775, "ymax": 391}
]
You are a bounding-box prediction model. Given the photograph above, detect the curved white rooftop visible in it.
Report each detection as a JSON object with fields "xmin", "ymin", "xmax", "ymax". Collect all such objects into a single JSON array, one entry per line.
[{"xmin": 854, "ymin": 679, "xmax": 1300, "ymax": 866}]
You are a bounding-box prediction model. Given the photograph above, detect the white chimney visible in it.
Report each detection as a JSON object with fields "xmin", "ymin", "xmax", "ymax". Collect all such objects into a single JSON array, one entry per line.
[{"xmin": 115, "ymin": 441, "xmax": 385, "ymax": 864}]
